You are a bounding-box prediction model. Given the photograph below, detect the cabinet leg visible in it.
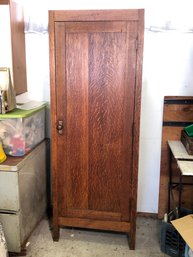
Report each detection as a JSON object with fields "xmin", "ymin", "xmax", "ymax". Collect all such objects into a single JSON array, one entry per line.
[
  {"xmin": 127, "ymin": 232, "xmax": 136, "ymax": 250},
  {"xmin": 52, "ymin": 226, "xmax": 60, "ymax": 241}
]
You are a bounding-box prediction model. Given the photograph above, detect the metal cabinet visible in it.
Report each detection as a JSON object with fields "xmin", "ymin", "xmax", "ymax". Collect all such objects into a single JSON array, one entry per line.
[{"xmin": 0, "ymin": 140, "xmax": 47, "ymax": 253}]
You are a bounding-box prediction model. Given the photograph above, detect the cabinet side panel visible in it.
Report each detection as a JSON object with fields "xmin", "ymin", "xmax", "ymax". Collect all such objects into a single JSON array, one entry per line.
[
  {"xmin": 129, "ymin": 9, "xmax": 144, "ymax": 250},
  {"xmin": 19, "ymin": 141, "xmax": 47, "ymax": 243}
]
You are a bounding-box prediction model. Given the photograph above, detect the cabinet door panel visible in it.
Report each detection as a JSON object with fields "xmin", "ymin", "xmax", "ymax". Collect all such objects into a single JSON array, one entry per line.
[
  {"xmin": 88, "ymin": 31, "xmax": 130, "ymax": 213},
  {"xmin": 55, "ymin": 21, "xmax": 138, "ymax": 220}
]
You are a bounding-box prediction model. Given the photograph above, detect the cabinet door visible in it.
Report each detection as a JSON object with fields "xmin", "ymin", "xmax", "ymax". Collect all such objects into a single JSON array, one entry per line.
[{"xmin": 54, "ymin": 20, "xmax": 138, "ymax": 222}]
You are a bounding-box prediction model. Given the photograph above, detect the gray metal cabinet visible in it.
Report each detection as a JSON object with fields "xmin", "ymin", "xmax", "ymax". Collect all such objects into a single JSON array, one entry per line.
[{"xmin": 0, "ymin": 140, "xmax": 47, "ymax": 253}]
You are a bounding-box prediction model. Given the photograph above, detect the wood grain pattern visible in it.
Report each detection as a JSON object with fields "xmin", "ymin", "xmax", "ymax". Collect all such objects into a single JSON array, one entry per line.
[
  {"xmin": 65, "ymin": 21, "xmax": 127, "ymax": 33},
  {"xmin": 66, "ymin": 32, "xmax": 89, "ymax": 211},
  {"xmin": 49, "ymin": 9, "xmax": 144, "ymax": 249},
  {"xmin": 58, "ymin": 217, "xmax": 130, "ymax": 233},
  {"xmin": 51, "ymin": 9, "xmax": 141, "ymax": 22},
  {"xmin": 164, "ymin": 105, "xmax": 193, "ymax": 122},
  {"xmin": 88, "ymin": 30, "xmax": 128, "ymax": 213},
  {"xmin": 54, "ymin": 23, "xmax": 68, "ymax": 219},
  {"xmin": 65, "ymin": 209, "xmax": 121, "ymax": 221},
  {"xmin": 0, "ymin": 0, "xmax": 8, "ymax": 4},
  {"xmin": 129, "ymin": 10, "xmax": 144, "ymax": 250}
]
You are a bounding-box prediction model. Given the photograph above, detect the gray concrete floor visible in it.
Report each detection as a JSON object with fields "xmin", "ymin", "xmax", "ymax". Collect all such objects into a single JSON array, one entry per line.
[{"xmin": 25, "ymin": 217, "xmax": 166, "ymax": 257}]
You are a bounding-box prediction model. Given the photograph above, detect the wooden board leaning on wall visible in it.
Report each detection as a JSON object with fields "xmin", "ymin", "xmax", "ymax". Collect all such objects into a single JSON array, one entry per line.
[
  {"xmin": 0, "ymin": 0, "xmax": 27, "ymax": 95},
  {"xmin": 158, "ymin": 96, "xmax": 193, "ymax": 219}
]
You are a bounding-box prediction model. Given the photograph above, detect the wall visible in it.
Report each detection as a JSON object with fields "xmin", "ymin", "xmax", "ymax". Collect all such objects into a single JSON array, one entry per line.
[
  {"xmin": 138, "ymin": 31, "xmax": 193, "ymax": 213},
  {"xmin": 16, "ymin": 2, "xmax": 193, "ymax": 213},
  {"xmin": 0, "ymin": 6, "xmax": 12, "ymax": 77},
  {"xmin": 16, "ymin": 34, "xmax": 51, "ymax": 136}
]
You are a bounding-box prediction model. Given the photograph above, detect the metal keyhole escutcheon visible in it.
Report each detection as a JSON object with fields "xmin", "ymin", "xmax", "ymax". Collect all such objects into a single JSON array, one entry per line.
[{"xmin": 56, "ymin": 120, "xmax": 63, "ymax": 134}]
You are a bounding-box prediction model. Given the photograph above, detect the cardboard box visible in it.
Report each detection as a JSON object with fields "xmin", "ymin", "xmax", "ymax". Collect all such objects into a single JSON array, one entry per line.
[{"xmin": 171, "ymin": 214, "xmax": 193, "ymax": 251}]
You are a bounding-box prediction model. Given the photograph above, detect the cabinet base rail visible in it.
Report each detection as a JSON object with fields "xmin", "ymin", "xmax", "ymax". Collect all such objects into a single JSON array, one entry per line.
[
  {"xmin": 52, "ymin": 216, "xmax": 136, "ymax": 249},
  {"xmin": 58, "ymin": 216, "xmax": 130, "ymax": 232}
]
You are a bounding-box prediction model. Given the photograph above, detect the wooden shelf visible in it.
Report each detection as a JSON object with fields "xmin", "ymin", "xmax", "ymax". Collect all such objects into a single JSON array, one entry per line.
[
  {"xmin": 168, "ymin": 140, "xmax": 193, "ymax": 160},
  {"xmin": 177, "ymin": 160, "xmax": 193, "ymax": 176}
]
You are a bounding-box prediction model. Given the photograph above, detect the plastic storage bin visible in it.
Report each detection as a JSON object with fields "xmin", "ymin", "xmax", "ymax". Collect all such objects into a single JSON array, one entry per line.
[
  {"xmin": 184, "ymin": 124, "xmax": 193, "ymax": 137},
  {"xmin": 160, "ymin": 208, "xmax": 193, "ymax": 257},
  {"xmin": 0, "ymin": 105, "xmax": 46, "ymax": 156}
]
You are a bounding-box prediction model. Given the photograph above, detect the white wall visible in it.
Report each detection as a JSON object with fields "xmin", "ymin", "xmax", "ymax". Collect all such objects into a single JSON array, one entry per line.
[
  {"xmin": 16, "ymin": 34, "xmax": 51, "ymax": 136},
  {"xmin": 0, "ymin": 6, "xmax": 12, "ymax": 76},
  {"xmin": 138, "ymin": 31, "xmax": 193, "ymax": 213},
  {"xmin": 16, "ymin": 2, "xmax": 193, "ymax": 213}
]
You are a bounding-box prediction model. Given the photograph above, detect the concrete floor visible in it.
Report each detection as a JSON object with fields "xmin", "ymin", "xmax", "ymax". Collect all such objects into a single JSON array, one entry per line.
[{"xmin": 25, "ymin": 217, "xmax": 166, "ymax": 257}]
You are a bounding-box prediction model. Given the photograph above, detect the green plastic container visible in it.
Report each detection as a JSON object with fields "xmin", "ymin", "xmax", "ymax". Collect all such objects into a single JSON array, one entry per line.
[
  {"xmin": 0, "ymin": 105, "xmax": 46, "ymax": 156},
  {"xmin": 184, "ymin": 124, "xmax": 193, "ymax": 137}
]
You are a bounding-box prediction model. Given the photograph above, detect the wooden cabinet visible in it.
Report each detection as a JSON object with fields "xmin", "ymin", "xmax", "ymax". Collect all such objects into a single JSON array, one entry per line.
[
  {"xmin": 0, "ymin": 0, "xmax": 27, "ymax": 95},
  {"xmin": 49, "ymin": 9, "xmax": 144, "ymax": 249}
]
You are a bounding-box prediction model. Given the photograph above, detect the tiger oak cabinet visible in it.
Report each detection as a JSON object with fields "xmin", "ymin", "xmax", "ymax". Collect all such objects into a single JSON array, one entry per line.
[{"xmin": 49, "ymin": 9, "xmax": 144, "ymax": 249}]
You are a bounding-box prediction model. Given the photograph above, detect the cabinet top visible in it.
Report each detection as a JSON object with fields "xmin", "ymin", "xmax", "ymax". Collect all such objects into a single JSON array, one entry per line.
[
  {"xmin": 49, "ymin": 9, "xmax": 144, "ymax": 22},
  {"xmin": 0, "ymin": 155, "xmax": 24, "ymax": 171},
  {"xmin": 0, "ymin": 140, "xmax": 47, "ymax": 172}
]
